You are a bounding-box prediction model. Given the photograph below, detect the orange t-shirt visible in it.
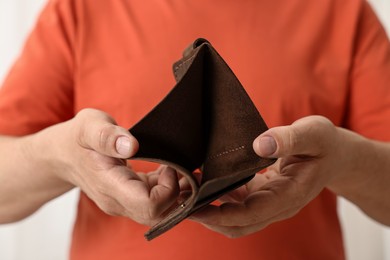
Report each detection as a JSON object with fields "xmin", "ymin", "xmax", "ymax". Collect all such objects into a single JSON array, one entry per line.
[{"xmin": 1, "ymin": 0, "xmax": 390, "ymax": 259}]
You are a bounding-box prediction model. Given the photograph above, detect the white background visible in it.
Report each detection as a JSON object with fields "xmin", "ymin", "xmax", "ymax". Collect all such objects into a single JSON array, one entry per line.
[{"xmin": 0, "ymin": 0, "xmax": 389, "ymax": 259}]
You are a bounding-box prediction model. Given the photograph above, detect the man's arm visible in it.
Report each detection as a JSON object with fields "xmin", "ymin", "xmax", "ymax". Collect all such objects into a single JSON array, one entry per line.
[
  {"xmin": 0, "ymin": 109, "xmax": 180, "ymax": 225},
  {"xmin": 327, "ymin": 127, "xmax": 390, "ymax": 225},
  {"xmin": 0, "ymin": 135, "xmax": 73, "ymax": 222}
]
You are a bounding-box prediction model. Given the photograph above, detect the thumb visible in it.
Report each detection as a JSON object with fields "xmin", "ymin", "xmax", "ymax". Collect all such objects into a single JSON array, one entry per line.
[
  {"xmin": 253, "ymin": 116, "xmax": 335, "ymax": 158},
  {"xmin": 75, "ymin": 109, "xmax": 139, "ymax": 158}
]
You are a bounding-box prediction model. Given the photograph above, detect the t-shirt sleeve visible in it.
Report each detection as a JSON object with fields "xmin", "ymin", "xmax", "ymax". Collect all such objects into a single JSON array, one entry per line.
[
  {"xmin": 346, "ymin": 1, "xmax": 390, "ymax": 141},
  {"xmin": 0, "ymin": 0, "xmax": 75, "ymax": 136}
]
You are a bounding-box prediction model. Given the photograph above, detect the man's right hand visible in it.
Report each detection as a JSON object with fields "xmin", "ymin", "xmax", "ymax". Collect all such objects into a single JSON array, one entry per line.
[{"xmin": 0, "ymin": 109, "xmax": 180, "ymax": 226}]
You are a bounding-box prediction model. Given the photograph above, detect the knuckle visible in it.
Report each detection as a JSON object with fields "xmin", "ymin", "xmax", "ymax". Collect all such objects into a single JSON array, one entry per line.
[
  {"xmin": 307, "ymin": 116, "xmax": 335, "ymax": 137},
  {"xmin": 74, "ymin": 109, "xmax": 112, "ymax": 148},
  {"xmin": 98, "ymin": 125, "xmax": 117, "ymax": 152},
  {"xmin": 75, "ymin": 108, "xmax": 103, "ymax": 125},
  {"xmin": 272, "ymin": 125, "xmax": 301, "ymax": 155},
  {"xmin": 287, "ymin": 127, "xmax": 301, "ymax": 151},
  {"xmin": 76, "ymin": 108, "xmax": 110, "ymax": 120},
  {"xmin": 287, "ymin": 115, "xmax": 336, "ymax": 156},
  {"xmin": 76, "ymin": 108, "xmax": 94, "ymax": 118}
]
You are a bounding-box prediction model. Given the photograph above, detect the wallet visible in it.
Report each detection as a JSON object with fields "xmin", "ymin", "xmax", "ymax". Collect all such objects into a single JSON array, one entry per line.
[{"xmin": 129, "ymin": 38, "xmax": 276, "ymax": 240}]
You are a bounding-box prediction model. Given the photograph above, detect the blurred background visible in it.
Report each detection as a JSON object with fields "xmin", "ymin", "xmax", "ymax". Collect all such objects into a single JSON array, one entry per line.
[{"xmin": 0, "ymin": 0, "xmax": 389, "ymax": 259}]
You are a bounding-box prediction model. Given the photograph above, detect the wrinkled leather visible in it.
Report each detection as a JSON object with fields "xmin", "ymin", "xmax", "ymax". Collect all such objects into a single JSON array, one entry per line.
[{"xmin": 129, "ymin": 39, "xmax": 276, "ymax": 240}]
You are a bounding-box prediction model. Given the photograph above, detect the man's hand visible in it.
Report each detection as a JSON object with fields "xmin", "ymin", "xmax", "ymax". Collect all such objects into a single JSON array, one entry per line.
[
  {"xmin": 190, "ymin": 116, "xmax": 390, "ymax": 238},
  {"xmin": 0, "ymin": 109, "xmax": 180, "ymax": 225},
  {"xmin": 53, "ymin": 109, "xmax": 181, "ymax": 225}
]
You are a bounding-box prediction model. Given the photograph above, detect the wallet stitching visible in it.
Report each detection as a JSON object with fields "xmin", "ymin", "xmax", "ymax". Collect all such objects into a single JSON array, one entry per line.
[
  {"xmin": 173, "ymin": 55, "xmax": 196, "ymax": 81},
  {"xmin": 207, "ymin": 145, "xmax": 245, "ymax": 160}
]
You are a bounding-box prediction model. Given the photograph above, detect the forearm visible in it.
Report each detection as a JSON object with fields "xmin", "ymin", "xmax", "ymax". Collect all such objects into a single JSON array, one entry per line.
[
  {"xmin": 328, "ymin": 128, "xmax": 390, "ymax": 225},
  {"xmin": 0, "ymin": 133, "xmax": 74, "ymax": 223}
]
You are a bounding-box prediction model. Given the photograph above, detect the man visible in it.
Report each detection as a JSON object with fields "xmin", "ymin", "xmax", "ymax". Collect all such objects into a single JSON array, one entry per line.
[{"xmin": 0, "ymin": 0, "xmax": 389, "ymax": 259}]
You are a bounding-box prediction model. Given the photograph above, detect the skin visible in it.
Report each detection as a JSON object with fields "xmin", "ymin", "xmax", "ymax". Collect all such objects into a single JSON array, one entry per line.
[
  {"xmin": 190, "ymin": 116, "xmax": 390, "ymax": 238},
  {"xmin": 0, "ymin": 109, "xmax": 180, "ymax": 226},
  {"xmin": 0, "ymin": 109, "xmax": 389, "ymax": 238}
]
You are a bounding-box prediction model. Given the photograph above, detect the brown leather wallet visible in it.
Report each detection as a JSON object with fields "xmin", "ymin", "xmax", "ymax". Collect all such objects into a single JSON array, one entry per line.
[{"xmin": 129, "ymin": 38, "xmax": 276, "ymax": 240}]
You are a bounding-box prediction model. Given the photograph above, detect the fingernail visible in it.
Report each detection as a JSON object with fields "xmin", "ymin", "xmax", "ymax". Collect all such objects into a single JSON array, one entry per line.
[
  {"xmin": 116, "ymin": 136, "xmax": 131, "ymax": 157},
  {"xmin": 257, "ymin": 136, "xmax": 277, "ymax": 156}
]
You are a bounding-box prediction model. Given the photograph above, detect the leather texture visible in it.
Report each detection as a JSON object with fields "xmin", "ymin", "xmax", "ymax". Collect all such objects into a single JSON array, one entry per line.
[{"xmin": 129, "ymin": 39, "xmax": 276, "ymax": 240}]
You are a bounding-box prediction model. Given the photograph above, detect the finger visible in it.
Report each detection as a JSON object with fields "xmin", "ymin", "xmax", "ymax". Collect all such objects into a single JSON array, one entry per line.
[
  {"xmin": 144, "ymin": 165, "xmax": 167, "ymax": 187},
  {"xmin": 149, "ymin": 166, "xmax": 180, "ymax": 217},
  {"xmin": 218, "ymin": 173, "xmax": 267, "ymax": 203},
  {"xmin": 199, "ymin": 204, "xmax": 300, "ymax": 238},
  {"xmin": 179, "ymin": 171, "xmax": 202, "ymax": 191},
  {"xmin": 75, "ymin": 109, "xmax": 139, "ymax": 159},
  {"xmin": 84, "ymin": 165, "xmax": 140, "ymax": 217},
  {"xmin": 217, "ymin": 172, "xmax": 276, "ymax": 203},
  {"xmin": 190, "ymin": 194, "xmax": 267, "ymax": 227},
  {"xmin": 218, "ymin": 185, "xmax": 248, "ymax": 203},
  {"xmin": 253, "ymin": 116, "xmax": 335, "ymax": 158},
  {"xmin": 190, "ymin": 175, "xmax": 302, "ymax": 227},
  {"xmin": 107, "ymin": 166, "xmax": 179, "ymax": 224}
]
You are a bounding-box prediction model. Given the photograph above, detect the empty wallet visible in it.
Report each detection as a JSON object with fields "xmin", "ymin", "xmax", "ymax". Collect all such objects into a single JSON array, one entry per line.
[{"xmin": 129, "ymin": 38, "xmax": 276, "ymax": 241}]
